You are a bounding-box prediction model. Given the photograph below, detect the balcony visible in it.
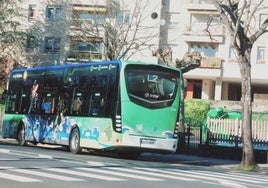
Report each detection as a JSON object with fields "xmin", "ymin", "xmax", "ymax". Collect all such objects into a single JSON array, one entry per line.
[
  {"xmin": 72, "ymin": 0, "xmax": 106, "ymax": 6},
  {"xmin": 184, "ymin": 0, "xmax": 216, "ymax": 10},
  {"xmin": 68, "ymin": 51, "xmax": 102, "ymax": 61},
  {"xmin": 185, "ymin": 0, "xmax": 214, "ymax": 3},
  {"xmin": 69, "ymin": 19, "xmax": 95, "ymax": 29},
  {"xmin": 200, "ymin": 57, "xmax": 222, "ymax": 69},
  {"xmin": 183, "ymin": 10, "xmax": 224, "ymax": 43}
]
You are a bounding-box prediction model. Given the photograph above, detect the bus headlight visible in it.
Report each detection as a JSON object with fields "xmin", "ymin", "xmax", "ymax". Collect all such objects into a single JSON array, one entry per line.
[
  {"xmin": 173, "ymin": 122, "xmax": 180, "ymax": 138},
  {"xmin": 115, "ymin": 115, "xmax": 122, "ymax": 132}
]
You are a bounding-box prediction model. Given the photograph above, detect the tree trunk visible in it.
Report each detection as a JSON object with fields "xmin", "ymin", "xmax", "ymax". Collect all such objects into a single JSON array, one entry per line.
[
  {"xmin": 177, "ymin": 77, "xmax": 186, "ymax": 152},
  {"xmin": 239, "ymin": 55, "xmax": 257, "ymax": 168}
]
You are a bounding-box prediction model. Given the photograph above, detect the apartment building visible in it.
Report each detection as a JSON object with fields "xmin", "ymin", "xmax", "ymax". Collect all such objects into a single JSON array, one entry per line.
[
  {"xmin": 20, "ymin": 0, "xmax": 268, "ymax": 104},
  {"xmin": 22, "ymin": 0, "xmax": 162, "ymax": 64},
  {"xmin": 158, "ymin": 0, "xmax": 268, "ymax": 105}
]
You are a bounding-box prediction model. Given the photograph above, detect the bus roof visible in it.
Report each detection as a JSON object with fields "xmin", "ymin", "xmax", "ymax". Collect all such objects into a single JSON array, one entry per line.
[
  {"xmin": 10, "ymin": 60, "xmax": 181, "ymax": 74},
  {"xmin": 11, "ymin": 60, "xmax": 122, "ymax": 73}
]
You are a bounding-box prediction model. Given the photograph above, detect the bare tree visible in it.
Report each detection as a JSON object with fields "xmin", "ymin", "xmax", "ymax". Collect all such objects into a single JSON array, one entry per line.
[
  {"xmin": 68, "ymin": 0, "xmax": 162, "ymax": 61},
  {"xmin": 0, "ymin": 0, "xmax": 29, "ymax": 89},
  {"xmin": 25, "ymin": 0, "xmax": 72, "ymax": 66},
  {"xmin": 212, "ymin": 0, "xmax": 268, "ymax": 169}
]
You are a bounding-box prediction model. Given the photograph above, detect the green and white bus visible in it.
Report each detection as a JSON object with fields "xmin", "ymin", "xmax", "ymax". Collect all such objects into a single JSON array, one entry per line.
[{"xmin": 1, "ymin": 60, "xmax": 182, "ymax": 157}]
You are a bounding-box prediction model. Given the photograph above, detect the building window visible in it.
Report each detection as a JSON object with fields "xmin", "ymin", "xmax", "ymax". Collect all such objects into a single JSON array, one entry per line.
[
  {"xmin": 259, "ymin": 14, "xmax": 268, "ymax": 28},
  {"xmin": 116, "ymin": 12, "xmax": 130, "ymax": 25},
  {"xmin": 28, "ymin": 5, "xmax": 37, "ymax": 20},
  {"xmin": 189, "ymin": 43, "xmax": 216, "ymax": 57},
  {"xmin": 68, "ymin": 37, "xmax": 102, "ymax": 60},
  {"xmin": 26, "ymin": 35, "xmax": 36, "ymax": 52},
  {"xmin": 72, "ymin": 41, "xmax": 101, "ymax": 53},
  {"xmin": 44, "ymin": 37, "xmax": 61, "ymax": 53},
  {"xmin": 228, "ymin": 48, "xmax": 237, "ymax": 62},
  {"xmin": 257, "ymin": 46, "xmax": 266, "ymax": 64},
  {"xmin": 189, "ymin": 12, "xmax": 220, "ymax": 35},
  {"xmin": 46, "ymin": 6, "xmax": 62, "ymax": 22}
]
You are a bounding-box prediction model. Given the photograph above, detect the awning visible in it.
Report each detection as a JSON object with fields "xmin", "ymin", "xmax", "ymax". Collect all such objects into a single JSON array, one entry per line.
[
  {"xmin": 188, "ymin": 10, "xmax": 219, "ymax": 15},
  {"xmin": 72, "ymin": 6, "xmax": 106, "ymax": 12},
  {"xmin": 70, "ymin": 36, "xmax": 102, "ymax": 42}
]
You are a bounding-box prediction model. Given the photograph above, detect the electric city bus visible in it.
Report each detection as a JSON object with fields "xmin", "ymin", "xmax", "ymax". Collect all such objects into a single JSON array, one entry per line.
[{"xmin": 1, "ymin": 60, "xmax": 182, "ymax": 157}]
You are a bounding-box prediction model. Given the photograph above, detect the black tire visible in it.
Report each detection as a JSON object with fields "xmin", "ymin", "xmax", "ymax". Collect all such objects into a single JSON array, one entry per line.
[
  {"xmin": 17, "ymin": 124, "xmax": 27, "ymax": 146},
  {"xmin": 69, "ymin": 128, "xmax": 81, "ymax": 154}
]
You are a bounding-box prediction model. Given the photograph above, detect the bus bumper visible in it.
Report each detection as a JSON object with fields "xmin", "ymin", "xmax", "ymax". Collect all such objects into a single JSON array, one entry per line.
[{"xmin": 120, "ymin": 134, "xmax": 178, "ymax": 153}]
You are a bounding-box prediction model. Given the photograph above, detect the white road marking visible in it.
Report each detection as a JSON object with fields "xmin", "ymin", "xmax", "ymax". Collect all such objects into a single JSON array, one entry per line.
[
  {"xmin": 105, "ymin": 167, "xmax": 194, "ymax": 181},
  {"xmin": 44, "ymin": 167, "xmax": 125, "ymax": 181},
  {"xmin": 0, "ymin": 171, "xmax": 41, "ymax": 182},
  {"xmin": 38, "ymin": 154, "xmax": 53, "ymax": 159},
  {"xmin": 10, "ymin": 168, "xmax": 84, "ymax": 181},
  {"xmin": 169, "ymin": 169, "xmax": 262, "ymax": 184},
  {"xmin": 86, "ymin": 161, "xmax": 105, "ymax": 166},
  {"xmin": 78, "ymin": 167, "xmax": 164, "ymax": 181},
  {"xmin": 0, "ymin": 149, "xmax": 10, "ymax": 153},
  {"xmin": 218, "ymin": 180, "xmax": 247, "ymax": 188}
]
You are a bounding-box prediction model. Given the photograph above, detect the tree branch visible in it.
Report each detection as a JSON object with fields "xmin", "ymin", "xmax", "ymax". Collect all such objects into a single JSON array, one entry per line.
[{"xmin": 249, "ymin": 18, "xmax": 268, "ymax": 43}]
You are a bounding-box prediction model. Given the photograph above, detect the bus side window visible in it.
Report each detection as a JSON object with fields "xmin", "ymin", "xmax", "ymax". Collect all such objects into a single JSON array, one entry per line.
[
  {"xmin": 7, "ymin": 92, "xmax": 16, "ymax": 112},
  {"xmin": 89, "ymin": 93, "xmax": 104, "ymax": 116}
]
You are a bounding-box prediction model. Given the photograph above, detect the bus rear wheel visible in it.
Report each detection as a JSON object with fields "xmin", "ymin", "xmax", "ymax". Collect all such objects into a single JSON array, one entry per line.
[
  {"xmin": 17, "ymin": 124, "xmax": 26, "ymax": 146},
  {"xmin": 69, "ymin": 128, "xmax": 81, "ymax": 154}
]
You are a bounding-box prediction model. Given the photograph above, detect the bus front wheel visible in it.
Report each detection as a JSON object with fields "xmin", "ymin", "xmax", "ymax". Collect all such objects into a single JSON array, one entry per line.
[{"xmin": 69, "ymin": 128, "xmax": 81, "ymax": 154}]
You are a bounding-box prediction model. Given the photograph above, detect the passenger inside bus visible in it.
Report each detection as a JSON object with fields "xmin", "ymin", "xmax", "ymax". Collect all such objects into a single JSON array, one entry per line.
[
  {"xmin": 89, "ymin": 93, "xmax": 104, "ymax": 116},
  {"xmin": 73, "ymin": 97, "xmax": 82, "ymax": 114},
  {"xmin": 28, "ymin": 80, "xmax": 39, "ymax": 114},
  {"xmin": 42, "ymin": 100, "xmax": 51, "ymax": 114},
  {"xmin": 41, "ymin": 97, "xmax": 55, "ymax": 114}
]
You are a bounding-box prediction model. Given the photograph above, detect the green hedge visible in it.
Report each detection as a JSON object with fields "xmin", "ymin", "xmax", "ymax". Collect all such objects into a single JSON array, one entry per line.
[{"xmin": 184, "ymin": 99, "xmax": 210, "ymax": 126}]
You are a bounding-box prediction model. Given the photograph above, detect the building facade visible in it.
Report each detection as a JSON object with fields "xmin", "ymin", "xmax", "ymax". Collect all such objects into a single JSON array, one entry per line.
[
  {"xmin": 22, "ymin": 0, "xmax": 163, "ymax": 65},
  {"xmin": 155, "ymin": 0, "xmax": 268, "ymax": 105},
  {"xmin": 20, "ymin": 0, "xmax": 268, "ymax": 104}
]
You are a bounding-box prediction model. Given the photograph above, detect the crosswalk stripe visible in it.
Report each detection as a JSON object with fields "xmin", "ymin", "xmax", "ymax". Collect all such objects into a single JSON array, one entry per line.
[
  {"xmin": 229, "ymin": 172, "xmax": 268, "ymax": 182},
  {"xmin": 0, "ymin": 149, "xmax": 10, "ymax": 153},
  {"xmin": 44, "ymin": 168, "xmax": 125, "ymax": 181},
  {"xmin": 134, "ymin": 167, "xmax": 201, "ymax": 181},
  {"xmin": 168, "ymin": 169, "xmax": 262, "ymax": 184},
  {"xmin": 0, "ymin": 171, "xmax": 41, "ymax": 182},
  {"xmin": 78, "ymin": 167, "xmax": 164, "ymax": 181},
  {"xmin": 10, "ymin": 169, "xmax": 84, "ymax": 181},
  {"xmin": 163, "ymin": 168, "xmax": 247, "ymax": 183},
  {"xmin": 202, "ymin": 170, "xmax": 268, "ymax": 183},
  {"xmin": 0, "ymin": 165, "xmax": 267, "ymax": 185},
  {"xmin": 105, "ymin": 167, "xmax": 194, "ymax": 181}
]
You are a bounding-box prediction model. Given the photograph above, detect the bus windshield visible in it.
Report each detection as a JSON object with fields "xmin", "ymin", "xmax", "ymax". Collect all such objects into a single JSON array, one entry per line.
[{"xmin": 125, "ymin": 65, "xmax": 179, "ymax": 108}]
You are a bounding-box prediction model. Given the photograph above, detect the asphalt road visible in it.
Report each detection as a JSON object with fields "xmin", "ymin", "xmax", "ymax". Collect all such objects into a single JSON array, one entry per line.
[{"xmin": 0, "ymin": 140, "xmax": 267, "ymax": 188}]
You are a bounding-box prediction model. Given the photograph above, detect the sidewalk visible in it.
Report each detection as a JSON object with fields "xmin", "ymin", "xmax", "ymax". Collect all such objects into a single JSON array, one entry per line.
[{"xmin": 141, "ymin": 152, "xmax": 268, "ymax": 174}]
